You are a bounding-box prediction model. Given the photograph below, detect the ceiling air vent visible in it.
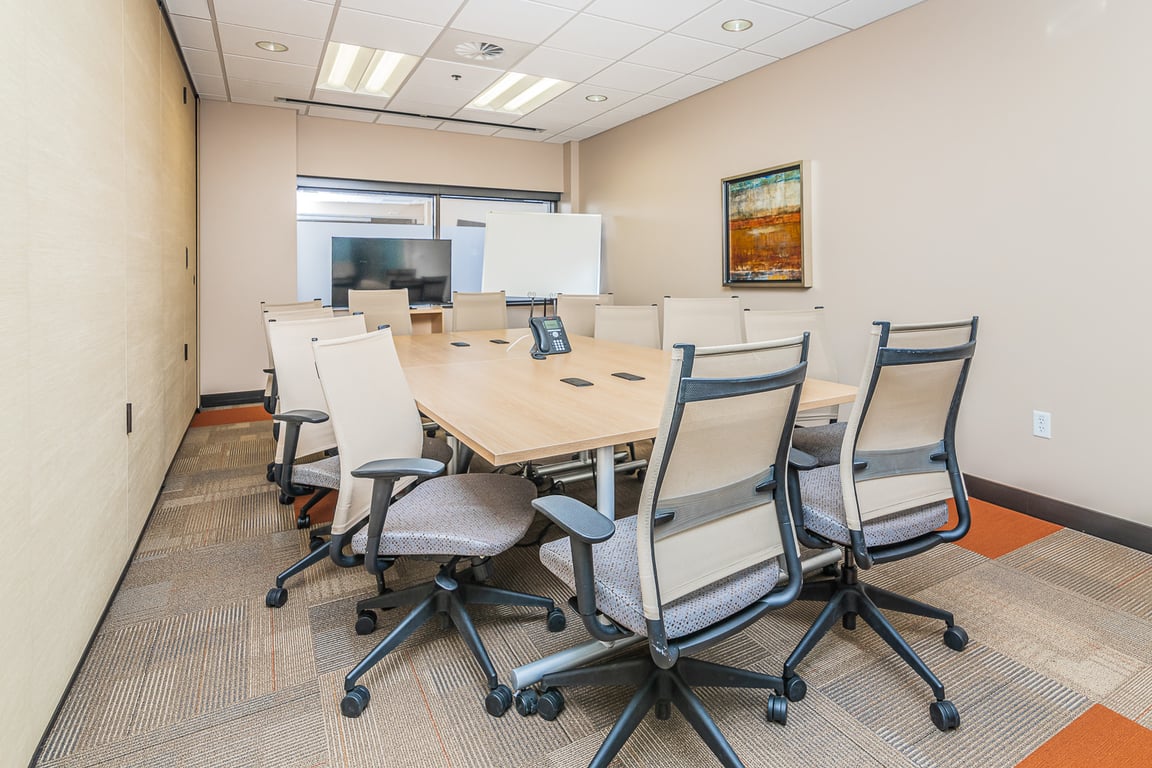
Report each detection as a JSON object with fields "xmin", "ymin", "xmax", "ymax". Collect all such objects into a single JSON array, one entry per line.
[{"xmin": 454, "ymin": 41, "xmax": 505, "ymax": 61}]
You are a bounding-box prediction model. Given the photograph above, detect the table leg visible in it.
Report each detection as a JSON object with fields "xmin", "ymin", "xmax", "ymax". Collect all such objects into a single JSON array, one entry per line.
[{"xmin": 595, "ymin": 444, "xmax": 615, "ymax": 519}]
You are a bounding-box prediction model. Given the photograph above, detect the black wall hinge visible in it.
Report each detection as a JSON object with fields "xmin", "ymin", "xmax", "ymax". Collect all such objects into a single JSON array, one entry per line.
[
  {"xmin": 126, "ymin": 403, "xmax": 133, "ymax": 434},
  {"xmin": 183, "ymin": 87, "xmax": 187, "ymax": 104},
  {"xmin": 184, "ymin": 343, "xmax": 189, "ymax": 361},
  {"xmin": 185, "ymin": 246, "xmax": 189, "ymax": 268}
]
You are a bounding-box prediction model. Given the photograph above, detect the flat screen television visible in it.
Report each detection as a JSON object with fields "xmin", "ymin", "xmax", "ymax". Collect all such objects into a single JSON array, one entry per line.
[{"xmin": 331, "ymin": 237, "xmax": 452, "ymax": 307}]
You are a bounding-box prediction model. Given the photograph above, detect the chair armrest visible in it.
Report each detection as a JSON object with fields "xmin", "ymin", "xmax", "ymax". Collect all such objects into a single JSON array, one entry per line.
[
  {"xmin": 788, "ymin": 448, "xmax": 818, "ymax": 471},
  {"xmin": 351, "ymin": 457, "xmax": 445, "ymax": 480},
  {"xmin": 531, "ymin": 496, "xmax": 616, "ymax": 544},
  {"xmin": 273, "ymin": 409, "xmax": 329, "ymax": 425}
]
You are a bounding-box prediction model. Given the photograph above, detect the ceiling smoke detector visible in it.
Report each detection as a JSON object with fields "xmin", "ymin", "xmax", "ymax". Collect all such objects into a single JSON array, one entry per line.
[{"xmin": 454, "ymin": 41, "xmax": 505, "ymax": 61}]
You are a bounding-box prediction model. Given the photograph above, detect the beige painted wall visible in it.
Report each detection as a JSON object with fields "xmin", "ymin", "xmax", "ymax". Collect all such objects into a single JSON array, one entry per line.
[
  {"xmin": 577, "ymin": 0, "xmax": 1152, "ymax": 529},
  {"xmin": 0, "ymin": 0, "xmax": 198, "ymax": 764},
  {"xmin": 200, "ymin": 106, "xmax": 565, "ymax": 394}
]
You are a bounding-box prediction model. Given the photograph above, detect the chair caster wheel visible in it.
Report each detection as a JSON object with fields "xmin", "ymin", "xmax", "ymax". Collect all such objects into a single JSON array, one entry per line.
[
  {"xmin": 635, "ymin": 468, "xmax": 646, "ymax": 481},
  {"xmin": 514, "ymin": 688, "xmax": 539, "ymax": 716},
  {"xmin": 546, "ymin": 607, "xmax": 566, "ymax": 632},
  {"xmin": 308, "ymin": 535, "xmax": 325, "ymax": 551},
  {"xmin": 341, "ymin": 685, "xmax": 370, "ymax": 718},
  {"xmin": 929, "ymin": 699, "xmax": 960, "ymax": 731},
  {"xmin": 266, "ymin": 463, "xmax": 276, "ymax": 482},
  {"xmin": 943, "ymin": 625, "xmax": 968, "ymax": 651},
  {"xmin": 783, "ymin": 675, "xmax": 807, "ymax": 702},
  {"xmin": 355, "ymin": 609, "xmax": 377, "ymax": 635},
  {"xmin": 297, "ymin": 515, "xmax": 311, "ymax": 530},
  {"xmin": 485, "ymin": 684, "xmax": 513, "ymax": 717},
  {"xmin": 537, "ymin": 688, "xmax": 565, "ymax": 721},
  {"xmin": 265, "ymin": 587, "xmax": 287, "ymax": 608},
  {"xmin": 766, "ymin": 694, "xmax": 788, "ymax": 725},
  {"xmin": 279, "ymin": 492, "xmax": 295, "ymax": 505}
]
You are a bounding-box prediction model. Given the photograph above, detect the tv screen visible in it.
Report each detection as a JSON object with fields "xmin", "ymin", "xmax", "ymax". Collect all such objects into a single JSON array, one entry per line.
[{"xmin": 331, "ymin": 237, "xmax": 452, "ymax": 307}]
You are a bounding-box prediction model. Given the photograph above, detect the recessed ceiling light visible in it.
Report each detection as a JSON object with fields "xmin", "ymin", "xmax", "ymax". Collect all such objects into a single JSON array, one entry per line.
[
  {"xmin": 455, "ymin": 41, "xmax": 505, "ymax": 61},
  {"xmin": 255, "ymin": 40, "xmax": 289, "ymax": 53},
  {"xmin": 317, "ymin": 42, "xmax": 419, "ymax": 98},
  {"xmin": 470, "ymin": 72, "xmax": 573, "ymax": 115},
  {"xmin": 585, "ymin": 94, "xmax": 608, "ymax": 103},
  {"xmin": 721, "ymin": 19, "xmax": 753, "ymax": 32}
]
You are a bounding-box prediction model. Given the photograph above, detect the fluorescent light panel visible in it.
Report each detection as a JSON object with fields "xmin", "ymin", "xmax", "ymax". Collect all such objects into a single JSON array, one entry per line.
[
  {"xmin": 470, "ymin": 72, "xmax": 572, "ymax": 115},
  {"xmin": 318, "ymin": 42, "xmax": 417, "ymax": 98}
]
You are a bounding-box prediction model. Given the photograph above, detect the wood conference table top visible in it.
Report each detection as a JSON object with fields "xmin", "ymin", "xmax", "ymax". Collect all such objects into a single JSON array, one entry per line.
[{"xmin": 392, "ymin": 328, "xmax": 858, "ymax": 468}]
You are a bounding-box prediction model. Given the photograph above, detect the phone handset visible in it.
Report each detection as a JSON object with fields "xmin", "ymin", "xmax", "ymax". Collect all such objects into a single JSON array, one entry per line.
[{"xmin": 529, "ymin": 316, "xmax": 571, "ymax": 359}]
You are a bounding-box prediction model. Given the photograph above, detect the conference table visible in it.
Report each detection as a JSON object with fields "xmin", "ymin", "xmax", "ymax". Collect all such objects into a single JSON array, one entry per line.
[{"xmin": 391, "ymin": 328, "xmax": 858, "ymax": 690}]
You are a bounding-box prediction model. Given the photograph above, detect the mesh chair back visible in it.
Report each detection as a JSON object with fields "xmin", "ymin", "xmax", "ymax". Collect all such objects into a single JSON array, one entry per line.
[
  {"xmin": 662, "ymin": 297, "xmax": 744, "ymax": 350},
  {"xmin": 744, "ymin": 308, "xmax": 838, "ymax": 426},
  {"xmin": 262, "ymin": 305, "xmax": 333, "ymax": 368},
  {"xmin": 348, "ymin": 288, "xmax": 414, "ymax": 335},
  {"xmin": 594, "ymin": 305, "xmax": 661, "ymax": 349},
  {"xmin": 555, "ymin": 293, "xmax": 613, "ymax": 337},
  {"xmin": 266, "ymin": 314, "xmax": 366, "ymax": 463},
  {"xmin": 312, "ymin": 329, "xmax": 425, "ymax": 535},
  {"xmin": 451, "ymin": 291, "xmax": 508, "ymax": 331},
  {"xmin": 839, "ymin": 319, "xmax": 978, "ymax": 531},
  {"xmin": 261, "ymin": 299, "xmax": 322, "ymax": 312},
  {"xmin": 636, "ymin": 337, "xmax": 807, "ymax": 622}
]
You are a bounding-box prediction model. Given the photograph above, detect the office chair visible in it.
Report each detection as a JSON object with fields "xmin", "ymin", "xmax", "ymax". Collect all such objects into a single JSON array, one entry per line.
[
  {"xmin": 782, "ymin": 318, "xmax": 978, "ymax": 731},
  {"xmin": 529, "ymin": 336, "xmax": 810, "ymax": 767},
  {"xmin": 311, "ymin": 328, "xmax": 565, "ymax": 718},
  {"xmin": 348, "ymin": 288, "xmax": 414, "ymax": 335},
  {"xmin": 555, "ymin": 292, "xmax": 613, "ymax": 337},
  {"xmin": 593, "ymin": 304, "xmax": 661, "ymax": 349},
  {"xmin": 662, "ymin": 296, "xmax": 744, "ymax": 350},
  {"xmin": 450, "ymin": 290, "xmax": 508, "ymax": 331},
  {"xmin": 744, "ymin": 307, "xmax": 846, "ymax": 466}
]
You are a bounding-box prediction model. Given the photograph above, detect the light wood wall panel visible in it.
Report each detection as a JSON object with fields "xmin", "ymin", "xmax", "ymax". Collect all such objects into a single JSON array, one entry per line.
[{"xmin": 0, "ymin": 1, "xmax": 198, "ymax": 764}]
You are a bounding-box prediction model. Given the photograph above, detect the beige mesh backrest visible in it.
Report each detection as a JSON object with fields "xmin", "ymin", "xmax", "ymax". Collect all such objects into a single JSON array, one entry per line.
[
  {"xmin": 744, "ymin": 308, "xmax": 839, "ymax": 426},
  {"xmin": 636, "ymin": 338, "xmax": 806, "ymax": 623},
  {"xmin": 594, "ymin": 305, "xmax": 661, "ymax": 349},
  {"xmin": 450, "ymin": 291, "xmax": 508, "ymax": 331},
  {"xmin": 266, "ymin": 315, "xmax": 366, "ymax": 463},
  {"xmin": 262, "ymin": 305, "xmax": 334, "ymax": 369},
  {"xmin": 662, "ymin": 297, "xmax": 744, "ymax": 350},
  {"xmin": 261, "ymin": 299, "xmax": 322, "ymax": 313},
  {"xmin": 839, "ymin": 319, "xmax": 976, "ymax": 531},
  {"xmin": 312, "ymin": 329, "xmax": 426, "ymax": 535},
  {"xmin": 348, "ymin": 288, "xmax": 413, "ymax": 335},
  {"xmin": 556, "ymin": 293, "xmax": 613, "ymax": 337}
]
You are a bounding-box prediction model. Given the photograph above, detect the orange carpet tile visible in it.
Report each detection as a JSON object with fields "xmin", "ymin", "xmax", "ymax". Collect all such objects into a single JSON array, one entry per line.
[
  {"xmin": 1017, "ymin": 704, "xmax": 1152, "ymax": 767},
  {"xmin": 293, "ymin": 489, "xmax": 337, "ymax": 527},
  {"xmin": 189, "ymin": 405, "xmax": 272, "ymax": 427},
  {"xmin": 944, "ymin": 497, "xmax": 1063, "ymax": 559}
]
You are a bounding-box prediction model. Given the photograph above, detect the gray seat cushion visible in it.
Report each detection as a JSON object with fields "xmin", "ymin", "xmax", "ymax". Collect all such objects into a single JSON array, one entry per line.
[
  {"xmin": 351, "ymin": 474, "xmax": 537, "ymax": 557},
  {"xmin": 290, "ymin": 455, "xmax": 340, "ymax": 489},
  {"xmin": 791, "ymin": 422, "xmax": 847, "ymax": 467},
  {"xmin": 799, "ymin": 464, "xmax": 948, "ymax": 547},
  {"xmin": 540, "ymin": 515, "xmax": 780, "ymax": 640}
]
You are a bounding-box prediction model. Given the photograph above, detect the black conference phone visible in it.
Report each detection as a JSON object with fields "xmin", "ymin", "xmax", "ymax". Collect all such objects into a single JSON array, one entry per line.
[{"xmin": 529, "ymin": 316, "xmax": 571, "ymax": 359}]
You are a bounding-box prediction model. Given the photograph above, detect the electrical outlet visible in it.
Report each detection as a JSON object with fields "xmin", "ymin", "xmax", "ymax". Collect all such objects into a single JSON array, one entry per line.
[{"xmin": 1032, "ymin": 410, "xmax": 1052, "ymax": 439}]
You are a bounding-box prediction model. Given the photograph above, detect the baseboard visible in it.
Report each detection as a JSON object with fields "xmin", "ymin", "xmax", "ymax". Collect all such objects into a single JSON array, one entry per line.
[
  {"xmin": 965, "ymin": 475, "xmax": 1151, "ymax": 554},
  {"xmin": 200, "ymin": 390, "xmax": 263, "ymax": 408}
]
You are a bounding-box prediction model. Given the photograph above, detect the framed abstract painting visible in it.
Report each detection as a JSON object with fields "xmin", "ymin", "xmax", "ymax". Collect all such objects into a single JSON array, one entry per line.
[{"xmin": 722, "ymin": 161, "xmax": 812, "ymax": 287}]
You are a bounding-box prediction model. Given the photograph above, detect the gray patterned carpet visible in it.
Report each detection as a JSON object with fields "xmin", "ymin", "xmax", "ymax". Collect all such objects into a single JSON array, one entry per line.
[{"xmin": 32, "ymin": 418, "xmax": 1152, "ymax": 767}]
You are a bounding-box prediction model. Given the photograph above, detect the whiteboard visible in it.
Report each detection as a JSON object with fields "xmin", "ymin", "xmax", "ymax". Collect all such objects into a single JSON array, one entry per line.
[{"xmin": 481, "ymin": 212, "xmax": 602, "ymax": 297}]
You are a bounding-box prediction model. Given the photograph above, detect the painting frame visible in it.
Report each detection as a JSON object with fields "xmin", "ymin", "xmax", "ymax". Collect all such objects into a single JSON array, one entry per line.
[{"xmin": 722, "ymin": 160, "xmax": 812, "ymax": 288}]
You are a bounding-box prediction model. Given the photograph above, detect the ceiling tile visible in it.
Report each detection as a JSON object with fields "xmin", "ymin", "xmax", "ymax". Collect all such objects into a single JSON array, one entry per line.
[
  {"xmin": 583, "ymin": 0, "xmax": 719, "ymax": 31},
  {"xmin": 182, "ymin": 47, "xmax": 223, "ymax": 77},
  {"xmin": 586, "ymin": 61, "xmax": 680, "ymax": 92},
  {"xmin": 549, "ymin": 123, "xmax": 609, "ymax": 142},
  {"xmin": 581, "ymin": 93, "xmax": 675, "ymax": 127},
  {"xmin": 625, "ymin": 33, "xmax": 734, "ymax": 73},
  {"xmin": 228, "ymin": 77, "xmax": 314, "ymax": 101},
  {"xmin": 339, "ymin": 0, "xmax": 465, "ymax": 26},
  {"xmin": 757, "ymin": 0, "xmax": 845, "ymax": 14},
  {"xmin": 533, "ymin": 0, "xmax": 595, "ymax": 10},
  {"xmin": 692, "ymin": 49, "xmax": 776, "ymax": 79},
  {"xmin": 494, "ymin": 127, "xmax": 550, "ymax": 140},
  {"xmin": 514, "ymin": 46, "xmax": 613, "ymax": 81},
  {"xmin": 170, "ymin": 15, "xmax": 216, "ymax": 51},
  {"xmin": 436, "ymin": 121, "xmax": 501, "ymax": 135},
  {"xmin": 309, "ymin": 91, "xmax": 395, "ymax": 110},
  {"xmin": 423, "ymin": 29, "xmax": 534, "ymax": 72},
  {"xmin": 398, "ymin": 58, "xmax": 503, "ymax": 107},
  {"xmin": 307, "ymin": 104, "xmax": 379, "ymax": 122},
  {"xmin": 224, "ymin": 54, "xmax": 318, "ymax": 89},
  {"xmin": 540, "ymin": 14, "xmax": 659, "ymax": 59},
  {"xmin": 165, "ymin": 0, "xmax": 210, "ymax": 19},
  {"xmin": 509, "ymin": 82, "xmax": 639, "ymax": 126},
  {"xmin": 817, "ymin": 0, "xmax": 924, "ymax": 30},
  {"xmin": 231, "ymin": 95, "xmax": 310, "ymax": 110},
  {"xmin": 213, "ymin": 0, "xmax": 335, "ymax": 39},
  {"xmin": 331, "ymin": 10, "xmax": 442, "ymax": 56},
  {"xmin": 673, "ymin": 0, "xmax": 807, "ymax": 47},
  {"xmin": 192, "ymin": 73, "xmax": 227, "ymax": 98},
  {"xmin": 748, "ymin": 18, "xmax": 848, "ymax": 58},
  {"xmin": 217, "ymin": 24, "xmax": 324, "ymax": 67},
  {"xmin": 375, "ymin": 113, "xmax": 447, "ymax": 129},
  {"xmin": 451, "ymin": 0, "xmax": 577, "ymax": 45},
  {"xmin": 651, "ymin": 74, "xmax": 721, "ymax": 99}
]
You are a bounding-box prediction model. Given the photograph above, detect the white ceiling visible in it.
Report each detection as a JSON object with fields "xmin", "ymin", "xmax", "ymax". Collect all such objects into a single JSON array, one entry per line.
[{"xmin": 165, "ymin": 0, "xmax": 925, "ymax": 143}]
